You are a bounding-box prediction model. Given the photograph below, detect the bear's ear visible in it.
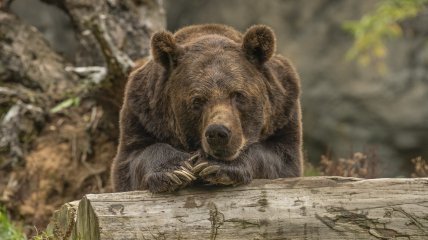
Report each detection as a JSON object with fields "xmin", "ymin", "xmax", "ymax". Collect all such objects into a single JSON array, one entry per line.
[
  {"xmin": 242, "ymin": 25, "xmax": 276, "ymax": 65},
  {"xmin": 151, "ymin": 31, "xmax": 182, "ymax": 70}
]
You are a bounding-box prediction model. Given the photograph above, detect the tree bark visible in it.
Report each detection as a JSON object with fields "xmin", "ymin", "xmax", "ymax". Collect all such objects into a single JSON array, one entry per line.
[{"xmin": 48, "ymin": 177, "xmax": 428, "ymax": 240}]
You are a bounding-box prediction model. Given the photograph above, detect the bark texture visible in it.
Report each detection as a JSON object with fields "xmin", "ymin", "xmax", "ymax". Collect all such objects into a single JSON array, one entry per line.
[{"xmin": 49, "ymin": 177, "xmax": 428, "ymax": 240}]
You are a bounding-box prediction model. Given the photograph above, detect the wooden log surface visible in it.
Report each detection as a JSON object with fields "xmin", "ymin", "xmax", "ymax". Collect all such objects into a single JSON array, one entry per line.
[{"xmin": 48, "ymin": 177, "xmax": 428, "ymax": 239}]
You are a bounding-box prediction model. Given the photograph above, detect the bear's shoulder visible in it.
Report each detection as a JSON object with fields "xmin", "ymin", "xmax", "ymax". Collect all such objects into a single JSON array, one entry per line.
[{"xmin": 173, "ymin": 24, "xmax": 243, "ymax": 44}]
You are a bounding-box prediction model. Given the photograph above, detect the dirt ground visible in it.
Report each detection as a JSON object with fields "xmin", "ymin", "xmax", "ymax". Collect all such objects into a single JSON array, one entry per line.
[{"xmin": 0, "ymin": 100, "xmax": 115, "ymax": 236}]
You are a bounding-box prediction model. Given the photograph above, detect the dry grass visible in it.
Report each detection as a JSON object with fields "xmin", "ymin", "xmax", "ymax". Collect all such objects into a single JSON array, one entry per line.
[
  {"xmin": 319, "ymin": 150, "xmax": 379, "ymax": 178},
  {"xmin": 411, "ymin": 156, "xmax": 428, "ymax": 177},
  {"xmin": 318, "ymin": 150, "xmax": 427, "ymax": 179}
]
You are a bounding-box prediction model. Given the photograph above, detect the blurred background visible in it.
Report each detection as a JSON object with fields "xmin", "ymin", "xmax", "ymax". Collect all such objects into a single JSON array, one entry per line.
[{"xmin": 1, "ymin": 0, "xmax": 427, "ymax": 238}]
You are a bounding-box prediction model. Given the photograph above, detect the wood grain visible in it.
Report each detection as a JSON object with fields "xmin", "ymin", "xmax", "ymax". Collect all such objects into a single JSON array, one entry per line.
[{"xmin": 49, "ymin": 177, "xmax": 428, "ymax": 239}]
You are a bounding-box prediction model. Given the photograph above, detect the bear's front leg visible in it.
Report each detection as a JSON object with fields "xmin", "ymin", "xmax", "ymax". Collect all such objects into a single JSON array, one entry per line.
[
  {"xmin": 193, "ymin": 154, "xmax": 254, "ymax": 186},
  {"xmin": 128, "ymin": 143, "xmax": 198, "ymax": 193}
]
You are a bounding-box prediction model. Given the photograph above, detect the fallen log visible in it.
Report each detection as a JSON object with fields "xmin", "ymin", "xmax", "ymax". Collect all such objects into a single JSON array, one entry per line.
[{"xmin": 48, "ymin": 177, "xmax": 428, "ymax": 239}]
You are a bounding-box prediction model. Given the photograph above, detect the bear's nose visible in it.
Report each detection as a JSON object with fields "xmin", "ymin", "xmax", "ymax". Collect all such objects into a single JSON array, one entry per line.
[{"xmin": 205, "ymin": 124, "xmax": 231, "ymax": 146}]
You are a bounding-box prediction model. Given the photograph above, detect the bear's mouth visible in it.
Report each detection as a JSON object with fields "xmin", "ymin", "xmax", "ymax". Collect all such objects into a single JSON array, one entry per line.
[
  {"xmin": 205, "ymin": 146, "xmax": 242, "ymax": 161},
  {"xmin": 201, "ymin": 130, "xmax": 246, "ymax": 161}
]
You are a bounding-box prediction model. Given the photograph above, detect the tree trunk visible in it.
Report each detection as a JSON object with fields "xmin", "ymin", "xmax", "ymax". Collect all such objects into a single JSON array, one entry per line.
[{"xmin": 48, "ymin": 177, "xmax": 428, "ymax": 240}]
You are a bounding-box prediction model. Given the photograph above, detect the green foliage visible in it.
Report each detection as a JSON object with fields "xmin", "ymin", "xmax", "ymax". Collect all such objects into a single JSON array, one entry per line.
[
  {"xmin": 303, "ymin": 162, "xmax": 321, "ymax": 176},
  {"xmin": 0, "ymin": 207, "xmax": 26, "ymax": 240},
  {"xmin": 50, "ymin": 97, "xmax": 81, "ymax": 113},
  {"xmin": 32, "ymin": 231, "xmax": 54, "ymax": 240},
  {"xmin": 344, "ymin": 0, "xmax": 427, "ymax": 73}
]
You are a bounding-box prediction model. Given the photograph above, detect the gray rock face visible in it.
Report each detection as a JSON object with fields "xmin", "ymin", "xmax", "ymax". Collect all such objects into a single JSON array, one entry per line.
[{"xmin": 165, "ymin": 0, "xmax": 428, "ymax": 176}]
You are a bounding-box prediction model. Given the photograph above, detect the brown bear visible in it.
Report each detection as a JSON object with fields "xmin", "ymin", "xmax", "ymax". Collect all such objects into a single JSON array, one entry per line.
[{"xmin": 111, "ymin": 24, "xmax": 303, "ymax": 193}]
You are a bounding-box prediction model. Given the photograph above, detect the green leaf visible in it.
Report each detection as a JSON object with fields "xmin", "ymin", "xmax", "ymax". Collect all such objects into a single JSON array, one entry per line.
[
  {"xmin": 0, "ymin": 206, "xmax": 26, "ymax": 240},
  {"xmin": 343, "ymin": 0, "xmax": 428, "ymax": 73},
  {"xmin": 50, "ymin": 97, "xmax": 81, "ymax": 113}
]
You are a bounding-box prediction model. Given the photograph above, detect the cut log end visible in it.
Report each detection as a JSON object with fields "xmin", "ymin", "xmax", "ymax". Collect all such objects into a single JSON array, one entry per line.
[
  {"xmin": 76, "ymin": 196, "xmax": 100, "ymax": 240},
  {"xmin": 48, "ymin": 177, "xmax": 428, "ymax": 239}
]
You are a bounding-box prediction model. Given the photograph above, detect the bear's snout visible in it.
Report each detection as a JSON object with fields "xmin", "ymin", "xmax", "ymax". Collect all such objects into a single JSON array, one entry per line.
[
  {"xmin": 201, "ymin": 103, "xmax": 244, "ymax": 161},
  {"xmin": 205, "ymin": 124, "xmax": 231, "ymax": 147}
]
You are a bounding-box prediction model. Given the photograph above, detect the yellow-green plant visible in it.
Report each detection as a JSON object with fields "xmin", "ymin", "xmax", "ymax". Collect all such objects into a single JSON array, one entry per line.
[
  {"xmin": 344, "ymin": 0, "xmax": 427, "ymax": 73},
  {"xmin": 0, "ymin": 207, "xmax": 26, "ymax": 240}
]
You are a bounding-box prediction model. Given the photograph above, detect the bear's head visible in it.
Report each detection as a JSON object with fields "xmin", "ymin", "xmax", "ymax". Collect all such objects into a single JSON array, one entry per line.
[{"xmin": 146, "ymin": 25, "xmax": 294, "ymax": 161}]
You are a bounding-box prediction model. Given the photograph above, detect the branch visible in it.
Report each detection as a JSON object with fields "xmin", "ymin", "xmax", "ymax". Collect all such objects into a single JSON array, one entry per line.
[
  {"xmin": 81, "ymin": 14, "xmax": 135, "ymax": 111},
  {"xmin": 37, "ymin": 0, "xmax": 165, "ymax": 123},
  {"xmin": 48, "ymin": 177, "xmax": 428, "ymax": 239},
  {"xmin": 87, "ymin": 14, "xmax": 135, "ymax": 79}
]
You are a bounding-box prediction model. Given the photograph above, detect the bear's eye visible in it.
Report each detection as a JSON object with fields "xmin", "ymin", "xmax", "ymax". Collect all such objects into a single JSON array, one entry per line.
[
  {"xmin": 191, "ymin": 97, "xmax": 206, "ymax": 111},
  {"xmin": 231, "ymin": 91, "xmax": 248, "ymax": 105}
]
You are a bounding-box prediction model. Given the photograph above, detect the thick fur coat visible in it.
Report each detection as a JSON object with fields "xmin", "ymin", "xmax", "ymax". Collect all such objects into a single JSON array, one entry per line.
[{"xmin": 111, "ymin": 24, "xmax": 303, "ymax": 193}]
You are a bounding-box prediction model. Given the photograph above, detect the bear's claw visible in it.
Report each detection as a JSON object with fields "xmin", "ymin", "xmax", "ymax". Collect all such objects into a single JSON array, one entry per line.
[
  {"xmin": 173, "ymin": 168, "xmax": 196, "ymax": 181},
  {"xmin": 192, "ymin": 161, "xmax": 209, "ymax": 174},
  {"xmin": 187, "ymin": 153, "xmax": 200, "ymax": 163},
  {"xmin": 199, "ymin": 165, "xmax": 221, "ymax": 177},
  {"xmin": 183, "ymin": 161, "xmax": 193, "ymax": 171},
  {"xmin": 193, "ymin": 163, "xmax": 235, "ymax": 185},
  {"xmin": 194, "ymin": 161, "xmax": 252, "ymax": 186},
  {"xmin": 148, "ymin": 164, "xmax": 196, "ymax": 192},
  {"xmin": 165, "ymin": 172, "xmax": 182, "ymax": 185}
]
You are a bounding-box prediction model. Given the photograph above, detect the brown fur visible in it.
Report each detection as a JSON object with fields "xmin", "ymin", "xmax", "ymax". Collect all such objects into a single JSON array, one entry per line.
[{"xmin": 111, "ymin": 24, "xmax": 303, "ymax": 193}]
